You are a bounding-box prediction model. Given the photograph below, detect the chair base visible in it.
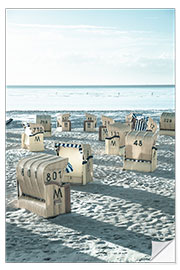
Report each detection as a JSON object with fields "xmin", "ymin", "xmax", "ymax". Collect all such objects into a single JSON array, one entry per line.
[
  {"xmin": 159, "ymin": 130, "xmax": 175, "ymax": 136},
  {"xmin": 123, "ymin": 158, "xmax": 157, "ymax": 172},
  {"xmin": 17, "ymin": 184, "xmax": 71, "ymax": 218}
]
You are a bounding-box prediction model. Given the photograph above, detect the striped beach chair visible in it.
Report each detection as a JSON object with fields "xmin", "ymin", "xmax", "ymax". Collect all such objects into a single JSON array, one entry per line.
[
  {"xmin": 55, "ymin": 142, "xmax": 93, "ymax": 185},
  {"xmin": 126, "ymin": 113, "xmax": 157, "ymax": 133}
]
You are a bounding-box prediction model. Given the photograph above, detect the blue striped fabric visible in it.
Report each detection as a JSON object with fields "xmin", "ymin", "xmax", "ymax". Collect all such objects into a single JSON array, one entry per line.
[
  {"xmin": 66, "ymin": 162, "xmax": 74, "ymax": 173},
  {"xmin": 55, "ymin": 143, "xmax": 83, "ymax": 154},
  {"xmin": 134, "ymin": 114, "xmax": 149, "ymax": 131},
  {"xmin": 132, "ymin": 113, "xmax": 136, "ymax": 120}
]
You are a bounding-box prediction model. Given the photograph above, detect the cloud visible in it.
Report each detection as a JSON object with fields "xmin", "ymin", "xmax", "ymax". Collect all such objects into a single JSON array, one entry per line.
[
  {"xmin": 8, "ymin": 22, "xmax": 152, "ymax": 37},
  {"xmin": 158, "ymin": 52, "xmax": 174, "ymax": 60},
  {"xmin": 8, "ymin": 22, "xmax": 116, "ymax": 30},
  {"xmin": 6, "ymin": 20, "xmax": 174, "ymax": 85}
]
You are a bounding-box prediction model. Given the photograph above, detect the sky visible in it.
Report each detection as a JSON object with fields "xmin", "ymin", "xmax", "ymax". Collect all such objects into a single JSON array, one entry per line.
[{"xmin": 6, "ymin": 9, "xmax": 175, "ymax": 86}]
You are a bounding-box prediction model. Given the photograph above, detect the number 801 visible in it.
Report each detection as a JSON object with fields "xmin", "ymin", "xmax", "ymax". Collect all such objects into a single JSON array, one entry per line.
[{"xmin": 46, "ymin": 171, "xmax": 62, "ymax": 182}]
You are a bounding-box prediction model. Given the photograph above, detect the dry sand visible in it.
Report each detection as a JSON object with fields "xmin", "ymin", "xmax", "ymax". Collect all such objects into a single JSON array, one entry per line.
[{"xmin": 5, "ymin": 111, "xmax": 175, "ymax": 263}]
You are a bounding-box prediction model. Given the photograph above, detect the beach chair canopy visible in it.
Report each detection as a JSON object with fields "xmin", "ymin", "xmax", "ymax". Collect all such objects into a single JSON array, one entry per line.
[
  {"xmin": 36, "ymin": 115, "xmax": 51, "ymax": 132},
  {"xmin": 126, "ymin": 113, "xmax": 157, "ymax": 132},
  {"xmin": 22, "ymin": 123, "xmax": 44, "ymax": 135},
  {"xmin": 101, "ymin": 115, "xmax": 114, "ymax": 126},
  {"xmin": 85, "ymin": 113, "xmax": 97, "ymax": 122},
  {"xmin": 57, "ymin": 113, "xmax": 71, "ymax": 122},
  {"xmin": 16, "ymin": 154, "xmax": 68, "ymax": 201}
]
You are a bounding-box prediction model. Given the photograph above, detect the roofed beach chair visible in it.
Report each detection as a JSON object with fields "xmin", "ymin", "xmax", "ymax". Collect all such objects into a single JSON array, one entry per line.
[
  {"xmin": 123, "ymin": 130, "xmax": 157, "ymax": 172},
  {"xmin": 57, "ymin": 113, "xmax": 71, "ymax": 132},
  {"xmin": 36, "ymin": 114, "xmax": 52, "ymax": 137},
  {"xmin": 84, "ymin": 113, "xmax": 97, "ymax": 132},
  {"xmin": 159, "ymin": 112, "xmax": 175, "ymax": 136},
  {"xmin": 55, "ymin": 142, "xmax": 93, "ymax": 185},
  {"xmin": 16, "ymin": 153, "xmax": 71, "ymax": 218},
  {"xmin": 21, "ymin": 123, "xmax": 44, "ymax": 152},
  {"xmin": 105, "ymin": 122, "xmax": 133, "ymax": 156},
  {"xmin": 99, "ymin": 115, "xmax": 115, "ymax": 141}
]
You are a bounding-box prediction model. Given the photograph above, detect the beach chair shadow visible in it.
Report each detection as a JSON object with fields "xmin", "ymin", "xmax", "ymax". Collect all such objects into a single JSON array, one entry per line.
[
  {"xmin": 50, "ymin": 211, "xmax": 152, "ymax": 256},
  {"xmin": 6, "ymin": 222, "xmax": 105, "ymax": 263},
  {"xmin": 71, "ymin": 182, "xmax": 175, "ymax": 216}
]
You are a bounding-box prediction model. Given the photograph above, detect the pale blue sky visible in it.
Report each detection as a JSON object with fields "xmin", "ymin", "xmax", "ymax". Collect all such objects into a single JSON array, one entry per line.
[{"xmin": 6, "ymin": 9, "xmax": 175, "ymax": 85}]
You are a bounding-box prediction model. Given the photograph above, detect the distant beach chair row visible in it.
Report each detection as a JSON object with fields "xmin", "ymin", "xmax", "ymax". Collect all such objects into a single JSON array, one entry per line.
[
  {"xmin": 21, "ymin": 111, "xmax": 175, "ymax": 175},
  {"xmin": 22, "ymin": 111, "xmax": 175, "ymax": 137},
  {"xmin": 21, "ymin": 112, "xmax": 175, "ymax": 157}
]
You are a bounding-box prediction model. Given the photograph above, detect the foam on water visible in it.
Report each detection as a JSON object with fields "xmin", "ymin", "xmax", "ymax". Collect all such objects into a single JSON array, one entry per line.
[{"xmin": 6, "ymin": 85, "xmax": 175, "ymax": 111}]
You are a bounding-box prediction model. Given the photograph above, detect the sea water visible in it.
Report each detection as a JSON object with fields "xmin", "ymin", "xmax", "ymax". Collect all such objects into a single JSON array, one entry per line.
[{"xmin": 6, "ymin": 85, "xmax": 175, "ymax": 111}]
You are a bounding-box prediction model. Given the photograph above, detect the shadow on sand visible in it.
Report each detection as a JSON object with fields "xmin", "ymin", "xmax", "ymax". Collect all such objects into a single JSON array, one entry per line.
[
  {"xmin": 71, "ymin": 182, "xmax": 175, "ymax": 216},
  {"xmin": 6, "ymin": 222, "xmax": 105, "ymax": 263},
  {"xmin": 50, "ymin": 211, "xmax": 152, "ymax": 256}
]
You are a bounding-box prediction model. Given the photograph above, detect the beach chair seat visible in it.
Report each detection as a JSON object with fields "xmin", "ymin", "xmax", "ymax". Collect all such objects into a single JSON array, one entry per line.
[{"xmin": 55, "ymin": 143, "xmax": 93, "ymax": 185}]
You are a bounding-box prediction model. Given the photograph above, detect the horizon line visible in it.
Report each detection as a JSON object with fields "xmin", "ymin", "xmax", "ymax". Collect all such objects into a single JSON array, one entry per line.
[{"xmin": 6, "ymin": 84, "xmax": 175, "ymax": 88}]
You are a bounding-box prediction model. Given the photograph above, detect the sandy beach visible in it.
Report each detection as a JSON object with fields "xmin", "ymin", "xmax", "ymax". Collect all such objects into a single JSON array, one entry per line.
[{"xmin": 5, "ymin": 110, "xmax": 175, "ymax": 263}]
